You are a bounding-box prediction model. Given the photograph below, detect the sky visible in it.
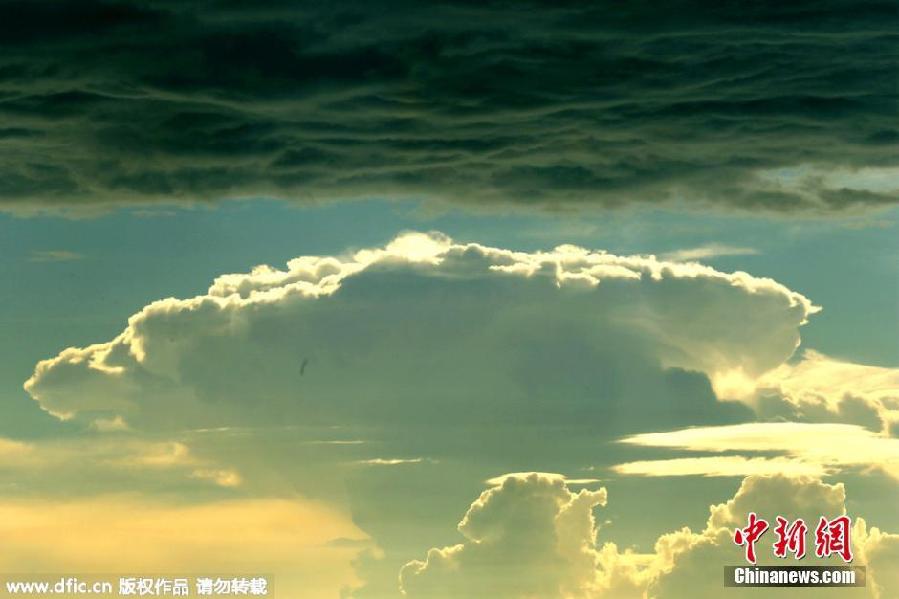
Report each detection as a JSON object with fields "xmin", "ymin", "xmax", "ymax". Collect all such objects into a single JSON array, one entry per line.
[{"xmin": 0, "ymin": 2, "xmax": 898, "ymax": 598}]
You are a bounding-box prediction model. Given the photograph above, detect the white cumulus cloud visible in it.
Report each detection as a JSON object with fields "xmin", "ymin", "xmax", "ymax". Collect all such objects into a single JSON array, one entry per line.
[{"xmin": 401, "ymin": 473, "xmax": 898, "ymax": 599}]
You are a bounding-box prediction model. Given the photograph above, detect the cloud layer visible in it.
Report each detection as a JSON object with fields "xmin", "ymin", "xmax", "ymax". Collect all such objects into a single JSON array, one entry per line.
[
  {"xmin": 614, "ymin": 422, "xmax": 899, "ymax": 480},
  {"xmin": 0, "ymin": 495, "xmax": 369, "ymax": 599},
  {"xmin": 1, "ymin": 1, "xmax": 896, "ymax": 213}
]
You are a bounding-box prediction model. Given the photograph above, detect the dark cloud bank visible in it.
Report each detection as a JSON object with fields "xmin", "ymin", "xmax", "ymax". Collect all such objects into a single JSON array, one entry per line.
[{"xmin": 0, "ymin": 0, "xmax": 896, "ymax": 214}]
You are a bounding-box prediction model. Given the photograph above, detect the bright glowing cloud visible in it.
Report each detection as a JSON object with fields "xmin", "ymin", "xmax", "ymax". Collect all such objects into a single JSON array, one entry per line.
[
  {"xmin": 356, "ymin": 458, "xmax": 428, "ymax": 466},
  {"xmin": 611, "ymin": 456, "xmax": 827, "ymax": 478},
  {"xmin": 753, "ymin": 350, "xmax": 899, "ymax": 433},
  {"xmin": 616, "ymin": 423, "xmax": 899, "ymax": 480},
  {"xmin": 0, "ymin": 435, "xmax": 242, "ymax": 491}
]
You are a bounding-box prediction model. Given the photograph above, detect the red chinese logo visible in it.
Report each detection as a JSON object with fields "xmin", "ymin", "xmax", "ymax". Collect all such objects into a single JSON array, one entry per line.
[
  {"xmin": 733, "ymin": 512, "xmax": 769, "ymax": 564},
  {"xmin": 814, "ymin": 516, "xmax": 853, "ymax": 562},
  {"xmin": 734, "ymin": 514, "xmax": 853, "ymax": 563},
  {"xmin": 773, "ymin": 516, "xmax": 807, "ymax": 559}
]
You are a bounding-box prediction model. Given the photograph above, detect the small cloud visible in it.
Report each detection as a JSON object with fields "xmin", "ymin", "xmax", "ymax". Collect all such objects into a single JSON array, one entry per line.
[
  {"xmin": 190, "ymin": 468, "xmax": 243, "ymax": 488},
  {"xmin": 304, "ymin": 439, "xmax": 366, "ymax": 446},
  {"xmin": 125, "ymin": 442, "xmax": 192, "ymax": 468},
  {"xmin": 90, "ymin": 416, "xmax": 131, "ymax": 433},
  {"xmin": 662, "ymin": 244, "xmax": 758, "ymax": 262},
  {"xmin": 185, "ymin": 426, "xmax": 242, "ymax": 434},
  {"xmin": 356, "ymin": 457, "xmax": 428, "ymax": 466},
  {"xmin": 28, "ymin": 250, "xmax": 83, "ymax": 262},
  {"xmin": 611, "ymin": 456, "xmax": 827, "ymax": 478},
  {"xmin": 485, "ymin": 472, "xmax": 601, "ymax": 486}
]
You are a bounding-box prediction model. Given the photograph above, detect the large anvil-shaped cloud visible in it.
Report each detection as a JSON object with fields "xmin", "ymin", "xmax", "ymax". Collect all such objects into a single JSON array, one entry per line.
[
  {"xmin": 24, "ymin": 232, "xmax": 813, "ymax": 439},
  {"xmin": 0, "ymin": 1, "xmax": 896, "ymax": 214}
]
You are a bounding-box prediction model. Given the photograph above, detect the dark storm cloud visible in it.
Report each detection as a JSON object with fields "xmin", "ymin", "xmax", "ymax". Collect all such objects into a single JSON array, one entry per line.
[{"xmin": 0, "ymin": 0, "xmax": 896, "ymax": 213}]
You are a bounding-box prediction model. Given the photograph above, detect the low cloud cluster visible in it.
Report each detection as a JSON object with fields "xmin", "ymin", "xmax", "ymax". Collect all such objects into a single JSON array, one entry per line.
[
  {"xmin": 401, "ymin": 473, "xmax": 608, "ymax": 598},
  {"xmin": 1, "ymin": 1, "xmax": 896, "ymax": 214},
  {"xmin": 401, "ymin": 473, "xmax": 899, "ymax": 598}
]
